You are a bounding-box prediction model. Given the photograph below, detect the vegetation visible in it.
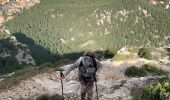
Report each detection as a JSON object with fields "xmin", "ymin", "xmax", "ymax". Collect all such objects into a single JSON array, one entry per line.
[
  {"xmin": 104, "ymin": 48, "xmax": 120, "ymax": 59},
  {"xmin": 37, "ymin": 94, "xmax": 64, "ymax": 100},
  {"xmin": 0, "ymin": 38, "xmax": 20, "ymax": 74},
  {"xmin": 3, "ymin": 0, "xmax": 170, "ymax": 65},
  {"xmin": 0, "ymin": 63, "xmax": 54, "ymax": 91},
  {"xmin": 125, "ymin": 66, "xmax": 147, "ymax": 77},
  {"xmin": 112, "ymin": 54, "xmax": 137, "ymax": 61},
  {"xmin": 0, "ymin": 32, "xmax": 8, "ymax": 40},
  {"xmin": 125, "ymin": 64, "xmax": 167, "ymax": 77},
  {"xmin": 142, "ymin": 64, "xmax": 168, "ymax": 75},
  {"xmin": 133, "ymin": 77, "xmax": 170, "ymax": 100},
  {"xmin": 138, "ymin": 47, "xmax": 152, "ymax": 60}
]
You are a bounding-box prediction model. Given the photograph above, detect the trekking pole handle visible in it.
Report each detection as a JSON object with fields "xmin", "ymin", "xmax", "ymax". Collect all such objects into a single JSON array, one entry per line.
[
  {"xmin": 60, "ymin": 71, "xmax": 64, "ymax": 100},
  {"xmin": 60, "ymin": 71, "xmax": 64, "ymax": 77}
]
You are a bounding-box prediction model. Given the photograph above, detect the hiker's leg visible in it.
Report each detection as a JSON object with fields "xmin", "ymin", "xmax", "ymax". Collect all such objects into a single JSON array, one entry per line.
[
  {"xmin": 80, "ymin": 80, "xmax": 87, "ymax": 100},
  {"xmin": 86, "ymin": 81, "xmax": 94, "ymax": 100}
]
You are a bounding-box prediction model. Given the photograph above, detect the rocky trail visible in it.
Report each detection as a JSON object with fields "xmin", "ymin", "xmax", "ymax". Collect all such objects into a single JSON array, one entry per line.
[{"xmin": 0, "ymin": 59, "xmax": 170, "ymax": 100}]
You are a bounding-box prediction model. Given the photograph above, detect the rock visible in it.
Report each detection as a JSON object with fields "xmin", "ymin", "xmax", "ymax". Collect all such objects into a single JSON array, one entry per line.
[
  {"xmin": 10, "ymin": 36, "xmax": 17, "ymax": 42},
  {"xmin": 0, "ymin": 16, "xmax": 4, "ymax": 26},
  {"xmin": 6, "ymin": 16, "xmax": 13, "ymax": 21},
  {"xmin": 0, "ymin": 0, "xmax": 10, "ymax": 4},
  {"xmin": 151, "ymin": 0, "xmax": 157, "ymax": 6},
  {"xmin": 160, "ymin": 1, "xmax": 165, "ymax": 4},
  {"xmin": 2, "ymin": 27, "xmax": 11, "ymax": 34},
  {"xmin": 7, "ymin": 98, "xmax": 12, "ymax": 100},
  {"xmin": 166, "ymin": 5, "xmax": 169, "ymax": 9},
  {"xmin": 15, "ymin": 46, "xmax": 36, "ymax": 66}
]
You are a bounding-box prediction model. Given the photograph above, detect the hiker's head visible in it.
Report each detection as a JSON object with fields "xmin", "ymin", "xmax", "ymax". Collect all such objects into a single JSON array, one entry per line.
[{"xmin": 83, "ymin": 50, "xmax": 96, "ymax": 58}]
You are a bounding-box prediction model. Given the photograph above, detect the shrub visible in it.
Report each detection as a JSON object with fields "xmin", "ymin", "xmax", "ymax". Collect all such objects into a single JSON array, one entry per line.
[
  {"xmin": 104, "ymin": 48, "xmax": 120, "ymax": 59},
  {"xmin": 142, "ymin": 64, "xmax": 168, "ymax": 75},
  {"xmin": 125, "ymin": 66, "xmax": 147, "ymax": 77},
  {"xmin": 112, "ymin": 54, "xmax": 137, "ymax": 61},
  {"xmin": 133, "ymin": 77, "xmax": 170, "ymax": 100},
  {"xmin": 0, "ymin": 32, "xmax": 8, "ymax": 40},
  {"xmin": 37, "ymin": 94, "xmax": 50, "ymax": 100},
  {"xmin": 125, "ymin": 64, "xmax": 168, "ymax": 77},
  {"xmin": 138, "ymin": 48, "xmax": 152, "ymax": 60},
  {"xmin": 37, "ymin": 94, "xmax": 64, "ymax": 100}
]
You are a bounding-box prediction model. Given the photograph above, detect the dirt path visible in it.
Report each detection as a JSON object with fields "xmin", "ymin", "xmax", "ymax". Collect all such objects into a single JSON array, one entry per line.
[{"xmin": 0, "ymin": 59, "xmax": 169, "ymax": 100}]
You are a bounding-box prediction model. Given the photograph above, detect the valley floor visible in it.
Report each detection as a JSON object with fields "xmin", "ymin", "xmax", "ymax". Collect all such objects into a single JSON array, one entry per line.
[{"xmin": 0, "ymin": 59, "xmax": 170, "ymax": 100}]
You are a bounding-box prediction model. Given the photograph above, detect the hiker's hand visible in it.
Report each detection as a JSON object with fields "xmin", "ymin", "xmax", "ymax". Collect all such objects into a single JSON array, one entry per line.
[{"xmin": 60, "ymin": 74, "xmax": 65, "ymax": 80}]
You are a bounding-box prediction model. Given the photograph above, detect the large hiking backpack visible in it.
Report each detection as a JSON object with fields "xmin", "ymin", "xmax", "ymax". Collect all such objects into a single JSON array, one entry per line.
[{"xmin": 78, "ymin": 56, "xmax": 97, "ymax": 81}]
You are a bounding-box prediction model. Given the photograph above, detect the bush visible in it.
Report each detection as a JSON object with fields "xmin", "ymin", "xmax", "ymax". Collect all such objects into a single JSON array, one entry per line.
[
  {"xmin": 104, "ymin": 48, "xmax": 119, "ymax": 59},
  {"xmin": 112, "ymin": 54, "xmax": 137, "ymax": 61},
  {"xmin": 125, "ymin": 64, "xmax": 168, "ymax": 77},
  {"xmin": 133, "ymin": 77, "xmax": 170, "ymax": 100},
  {"xmin": 138, "ymin": 48, "xmax": 152, "ymax": 60},
  {"xmin": 142, "ymin": 64, "xmax": 168, "ymax": 75},
  {"xmin": 125, "ymin": 66, "xmax": 147, "ymax": 77},
  {"xmin": 37, "ymin": 94, "xmax": 64, "ymax": 100}
]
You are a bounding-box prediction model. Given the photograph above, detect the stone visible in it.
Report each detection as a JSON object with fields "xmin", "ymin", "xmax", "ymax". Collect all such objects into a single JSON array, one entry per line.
[
  {"xmin": 166, "ymin": 5, "xmax": 169, "ymax": 9},
  {"xmin": 0, "ymin": 0, "xmax": 10, "ymax": 4},
  {"xmin": 151, "ymin": 0, "xmax": 157, "ymax": 5}
]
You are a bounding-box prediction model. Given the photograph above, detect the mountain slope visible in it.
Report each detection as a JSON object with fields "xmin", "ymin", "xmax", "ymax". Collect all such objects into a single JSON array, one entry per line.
[{"xmin": 4, "ymin": 0, "xmax": 170, "ymax": 64}]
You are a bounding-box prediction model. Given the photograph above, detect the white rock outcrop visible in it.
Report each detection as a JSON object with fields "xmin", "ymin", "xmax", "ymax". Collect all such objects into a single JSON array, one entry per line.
[{"xmin": 15, "ymin": 48, "xmax": 36, "ymax": 66}]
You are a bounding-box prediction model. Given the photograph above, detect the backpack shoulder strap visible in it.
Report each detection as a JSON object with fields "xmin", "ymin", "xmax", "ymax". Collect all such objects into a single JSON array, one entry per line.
[
  {"xmin": 92, "ymin": 58, "xmax": 97, "ymax": 72},
  {"xmin": 78, "ymin": 57, "xmax": 87, "ymax": 73}
]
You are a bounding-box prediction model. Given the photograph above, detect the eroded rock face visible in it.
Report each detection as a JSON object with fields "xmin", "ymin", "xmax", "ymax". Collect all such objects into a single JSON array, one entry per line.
[
  {"xmin": 0, "ymin": 38, "xmax": 36, "ymax": 66},
  {"xmin": 0, "ymin": 59, "xmax": 169, "ymax": 100},
  {"xmin": 0, "ymin": 48, "xmax": 11, "ymax": 58},
  {"xmin": 15, "ymin": 47, "xmax": 36, "ymax": 66}
]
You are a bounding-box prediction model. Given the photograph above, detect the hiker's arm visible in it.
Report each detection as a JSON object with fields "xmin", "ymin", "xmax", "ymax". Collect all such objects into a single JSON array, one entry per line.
[
  {"xmin": 64, "ymin": 57, "xmax": 82, "ymax": 76},
  {"xmin": 96, "ymin": 59, "xmax": 103, "ymax": 73}
]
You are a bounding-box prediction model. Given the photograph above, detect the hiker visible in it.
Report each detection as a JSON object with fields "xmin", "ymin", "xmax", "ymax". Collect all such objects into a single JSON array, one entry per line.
[{"xmin": 61, "ymin": 51, "xmax": 103, "ymax": 100}]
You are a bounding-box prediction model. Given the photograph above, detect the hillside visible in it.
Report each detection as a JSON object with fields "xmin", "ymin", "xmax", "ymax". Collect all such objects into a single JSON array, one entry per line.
[
  {"xmin": 3, "ymin": 0, "xmax": 170, "ymax": 64},
  {"xmin": 0, "ymin": 0, "xmax": 170, "ymax": 99}
]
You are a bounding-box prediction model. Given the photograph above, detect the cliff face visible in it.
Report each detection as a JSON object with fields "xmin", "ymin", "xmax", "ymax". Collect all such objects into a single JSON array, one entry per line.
[
  {"xmin": 0, "ymin": 0, "xmax": 40, "ymax": 74},
  {"xmin": 0, "ymin": 37, "xmax": 36, "ymax": 68}
]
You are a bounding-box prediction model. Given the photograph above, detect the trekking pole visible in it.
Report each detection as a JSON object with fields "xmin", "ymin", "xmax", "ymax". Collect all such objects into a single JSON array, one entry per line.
[
  {"xmin": 54, "ymin": 68, "xmax": 65, "ymax": 100},
  {"xmin": 60, "ymin": 71, "xmax": 64, "ymax": 100},
  {"xmin": 95, "ymin": 78, "xmax": 99, "ymax": 100}
]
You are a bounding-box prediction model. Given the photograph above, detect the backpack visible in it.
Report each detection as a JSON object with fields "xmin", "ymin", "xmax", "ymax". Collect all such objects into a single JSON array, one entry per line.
[{"xmin": 78, "ymin": 56, "xmax": 97, "ymax": 81}]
